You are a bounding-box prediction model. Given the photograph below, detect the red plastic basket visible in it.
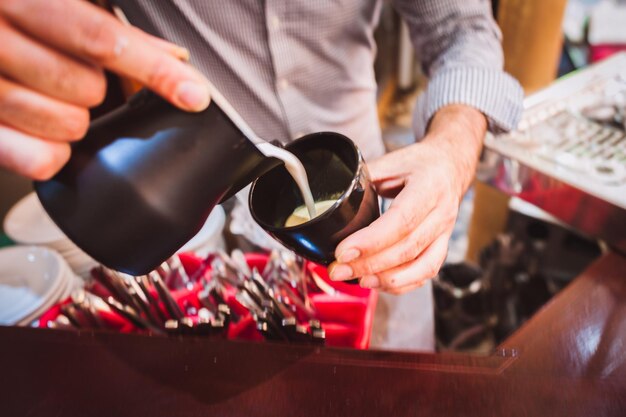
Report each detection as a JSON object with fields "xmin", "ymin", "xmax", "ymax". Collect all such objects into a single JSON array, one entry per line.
[{"xmin": 39, "ymin": 253, "xmax": 377, "ymax": 349}]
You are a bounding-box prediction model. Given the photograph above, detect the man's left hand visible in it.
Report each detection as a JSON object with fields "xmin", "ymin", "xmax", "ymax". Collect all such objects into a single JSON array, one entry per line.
[{"xmin": 329, "ymin": 104, "xmax": 487, "ymax": 294}]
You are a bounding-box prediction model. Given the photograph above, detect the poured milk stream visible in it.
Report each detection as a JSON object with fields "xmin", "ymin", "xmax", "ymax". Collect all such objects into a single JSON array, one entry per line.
[
  {"xmin": 191, "ymin": 83, "xmax": 321, "ymax": 223},
  {"xmin": 257, "ymin": 142, "xmax": 317, "ymax": 219}
]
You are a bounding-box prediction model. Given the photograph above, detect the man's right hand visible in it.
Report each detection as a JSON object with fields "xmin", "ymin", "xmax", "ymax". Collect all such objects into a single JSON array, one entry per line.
[{"xmin": 0, "ymin": 0, "xmax": 211, "ymax": 180}]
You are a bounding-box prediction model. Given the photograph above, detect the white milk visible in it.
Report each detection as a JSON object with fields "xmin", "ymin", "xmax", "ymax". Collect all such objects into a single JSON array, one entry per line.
[
  {"xmin": 257, "ymin": 142, "xmax": 317, "ymax": 219},
  {"xmin": 284, "ymin": 199, "xmax": 337, "ymax": 227}
]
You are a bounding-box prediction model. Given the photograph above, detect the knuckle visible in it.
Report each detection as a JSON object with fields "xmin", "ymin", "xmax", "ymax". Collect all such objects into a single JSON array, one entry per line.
[
  {"xmin": 398, "ymin": 208, "xmax": 417, "ymax": 227},
  {"xmin": 146, "ymin": 55, "xmax": 178, "ymax": 93},
  {"xmin": 382, "ymin": 273, "xmax": 401, "ymax": 289},
  {"xmin": 444, "ymin": 207, "xmax": 458, "ymax": 225},
  {"xmin": 26, "ymin": 115, "xmax": 49, "ymax": 137},
  {"xmin": 62, "ymin": 108, "xmax": 90, "ymax": 139},
  {"xmin": 46, "ymin": 63, "xmax": 74, "ymax": 97},
  {"xmin": 387, "ymin": 278, "xmax": 399, "ymax": 289},
  {"xmin": 424, "ymin": 260, "xmax": 442, "ymax": 279},
  {"xmin": 50, "ymin": 62, "xmax": 106, "ymax": 107},
  {"xmin": 79, "ymin": 17, "xmax": 119, "ymax": 62},
  {"xmin": 0, "ymin": 0, "xmax": 20, "ymax": 14},
  {"xmin": 37, "ymin": 102, "xmax": 88, "ymax": 141},
  {"xmin": 359, "ymin": 260, "xmax": 377, "ymax": 276},
  {"xmin": 82, "ymin": 68, "xmax": 107, "ymax": 107},
  {"xmin": 398, "ymin": 242, "xmax": 419, "ymax": 264}
]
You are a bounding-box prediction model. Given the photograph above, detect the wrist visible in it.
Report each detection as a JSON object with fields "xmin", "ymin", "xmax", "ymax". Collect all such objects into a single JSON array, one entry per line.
[
  {"xmin": 428, "ymin": 104, "xmax": 487, "ymax": 145},
  {"xmin": 422, "ymin": 105, "xmax": 487, "ymax": 197}
]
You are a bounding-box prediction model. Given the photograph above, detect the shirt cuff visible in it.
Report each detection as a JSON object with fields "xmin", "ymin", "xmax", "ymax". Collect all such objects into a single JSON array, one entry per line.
[{"xmin": 412, "ymin": 67, "xmax": 524, "ymax": 139}]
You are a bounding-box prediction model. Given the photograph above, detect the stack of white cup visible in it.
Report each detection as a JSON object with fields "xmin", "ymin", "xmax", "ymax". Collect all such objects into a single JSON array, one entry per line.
[
  {"xmin": 3, "ymin": 192, "xmax": 98, "ymax": 279},
  {"xmin": 0, "ymin": 246, "xmax": 77, "ymax": 326}
]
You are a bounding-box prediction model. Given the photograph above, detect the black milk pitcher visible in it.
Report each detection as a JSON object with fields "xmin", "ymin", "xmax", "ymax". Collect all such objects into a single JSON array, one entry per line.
[{"xmin": 35, "ymin": 88, "xmax": 281, "ymax": 275}]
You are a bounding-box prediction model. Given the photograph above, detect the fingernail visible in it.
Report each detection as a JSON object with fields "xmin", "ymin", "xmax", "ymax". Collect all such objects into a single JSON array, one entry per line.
[
  {"xmin": 175, "ymin": 81, "xmax": 210, "ymax": 111},
  {"xmin": 360, "ymin": 275, "xmax": 380, "ymax": 289},
  {"xmin": 338, "ymin": 248, "xmax": 360, "ymax": 263},
  {"xmin": 329, "ymin": 264, "xmax": 353, "ymax": 281}
]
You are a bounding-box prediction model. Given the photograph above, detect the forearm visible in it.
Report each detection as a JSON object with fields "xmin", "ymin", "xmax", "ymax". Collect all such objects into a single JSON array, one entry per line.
[{"xmin": 422, "ymin": 104, "xmax": 486, "ymax": 199}]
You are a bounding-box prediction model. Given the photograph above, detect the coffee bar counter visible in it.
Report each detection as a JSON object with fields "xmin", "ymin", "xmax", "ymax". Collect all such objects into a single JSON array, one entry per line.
[{"xmin": 1, "ymin": 251, "xmax": 626, "ymax": 416}]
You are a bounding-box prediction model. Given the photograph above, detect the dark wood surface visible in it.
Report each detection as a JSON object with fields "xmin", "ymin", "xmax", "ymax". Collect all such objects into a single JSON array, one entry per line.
[{"xmin": 2, "ymin": 253, "xmax": 626, "ymax": 416}]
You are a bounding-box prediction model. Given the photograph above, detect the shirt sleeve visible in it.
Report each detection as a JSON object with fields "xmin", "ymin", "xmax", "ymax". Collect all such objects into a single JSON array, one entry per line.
[{"xmin": 391, "ymin": 0, "xmax": 524, "ymax": 137}]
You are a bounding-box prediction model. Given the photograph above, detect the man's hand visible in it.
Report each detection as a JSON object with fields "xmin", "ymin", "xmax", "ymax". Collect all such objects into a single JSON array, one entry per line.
[
  {"xmin": 329, "ymin": 104, "xmax": 487, "ymax": 294},
  {"xmin": 0, "ymin": 0, "xmax": 210, "ymax": 180}
]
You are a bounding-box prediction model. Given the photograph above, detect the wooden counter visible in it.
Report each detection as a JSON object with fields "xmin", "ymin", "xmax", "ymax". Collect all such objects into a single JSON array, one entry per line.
[{"xmin": 2, "ymin": 253, "xmax": 626, "ymax": 416}]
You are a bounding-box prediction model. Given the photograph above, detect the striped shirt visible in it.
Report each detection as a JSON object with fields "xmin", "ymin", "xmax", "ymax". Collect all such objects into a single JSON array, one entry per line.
[{"xmin": 113, "ymin": 0, "xmax": 523, "ymax": 161}]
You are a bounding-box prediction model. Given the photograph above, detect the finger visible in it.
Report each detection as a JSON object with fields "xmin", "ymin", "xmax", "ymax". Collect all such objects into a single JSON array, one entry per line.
[
  {"xmin": 129, "ymin": 27, "xmax": 190, "ymax": 61},
  {"xmin": 366, "ymin": 158, "xmax": 407, "ymax": 198},
  {"xmin": 0, "ymin": 76, "xmax": 89, "ymax": 141},
  {"xmin": 0, "ymin": 20, "xmax": 106, "ymax": 107},
  {"xmin": 334, "ymin": 185, "xmax": 436, "ymax": 263},
  {"xmin": 345, "ymin": 211, "xmax": 445, "ymax": 278},
  {"xmin": 3, "ymin": 0, "xmax": 210, "ymax": 111},
  {"xmin": 109, "ymin": 7, "xmax": 190, "ymax": 60},
  {"xmin": 359, "ymin": 234, "xmax": 449, "ymax": 292},
  {"xmin": 385, "ymin": 280, "xmax": 427, "ymax": 296},
  {"xmin": 0, "ymin": 124, "xmax": 70, "ymax": 180}
]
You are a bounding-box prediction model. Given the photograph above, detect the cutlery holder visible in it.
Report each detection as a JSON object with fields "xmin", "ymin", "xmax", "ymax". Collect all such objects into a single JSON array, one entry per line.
[{"xmin": 39, "ymin": 252, "xmax": 377, "ymax": 349}]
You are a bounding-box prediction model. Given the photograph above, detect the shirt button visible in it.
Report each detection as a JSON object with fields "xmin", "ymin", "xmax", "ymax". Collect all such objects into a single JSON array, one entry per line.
[
  {"xmin": 269, "ymin": 15, "xmax": 280, "ymax": 30},
  {"xmin": 278, "ymin": 78, "xmax": 290, "ymax": 91}
]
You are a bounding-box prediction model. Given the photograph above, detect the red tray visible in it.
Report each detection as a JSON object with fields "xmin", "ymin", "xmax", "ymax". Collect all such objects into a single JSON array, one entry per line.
[{"xmin": 39, "ymin": 253, "xmax": 377, "ymax": 349}]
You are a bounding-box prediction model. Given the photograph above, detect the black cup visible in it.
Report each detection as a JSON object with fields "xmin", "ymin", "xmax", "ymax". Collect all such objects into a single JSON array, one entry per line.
[
  {"xmin": 249, "ymin": 132, "xmax": 380, "ymax": 268},
  {"xmin": 35, "ymin": 90, "xmax": 280, "ymax": 275}
]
